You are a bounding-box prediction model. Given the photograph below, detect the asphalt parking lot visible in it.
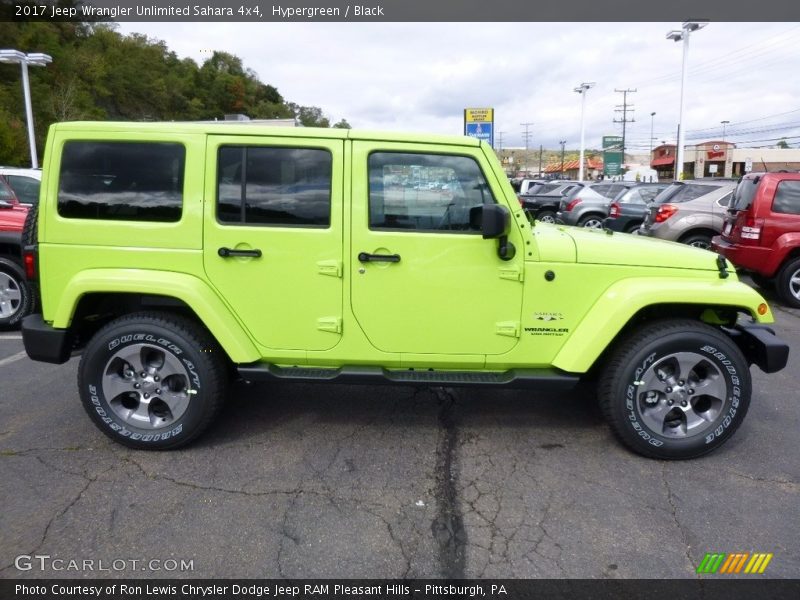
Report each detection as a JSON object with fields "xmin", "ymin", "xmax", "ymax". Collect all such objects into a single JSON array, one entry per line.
[{"xmin": 1, "ymin": 282, "xmax": 798, "ymax": 580}]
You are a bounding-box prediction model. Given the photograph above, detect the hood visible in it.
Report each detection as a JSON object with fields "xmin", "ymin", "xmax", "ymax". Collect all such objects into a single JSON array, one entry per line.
[
  {"xmin": 565, "ymin": 226, "xmax": 719, "ymax": 271},
  {"xmin": 0, "ymin": 205, "xmax": 28, "ymax": 231}
]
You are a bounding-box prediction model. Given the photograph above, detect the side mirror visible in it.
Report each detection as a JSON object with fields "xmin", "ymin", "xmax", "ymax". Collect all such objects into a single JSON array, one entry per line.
[
  {"xmin": 477, "ymin": 203, "xmax": 510, "ymax": 239},
  {"xmin": 471, "ymin": 204, "xmax": 515, "ymax": 261},
  {"xmin": 0, "ymin": 200, "xmax": 12, "ymax": 209}
]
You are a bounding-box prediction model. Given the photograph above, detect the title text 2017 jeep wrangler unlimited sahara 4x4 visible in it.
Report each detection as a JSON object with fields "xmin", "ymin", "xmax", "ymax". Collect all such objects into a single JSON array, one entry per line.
[{"xmin": 22, "ymin": 122, "xmax": 789, "ymax": 459}]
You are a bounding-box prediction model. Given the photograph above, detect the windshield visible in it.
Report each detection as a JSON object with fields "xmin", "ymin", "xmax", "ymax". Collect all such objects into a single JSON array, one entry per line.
[{"xmin": 731, "ymin": 177, "xmax": 760, "ymax": 211}]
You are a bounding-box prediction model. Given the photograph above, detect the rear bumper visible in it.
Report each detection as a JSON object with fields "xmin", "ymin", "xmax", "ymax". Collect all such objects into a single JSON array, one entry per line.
[
  {"xmin": 711, "ymin": 236, "xmax": 777, "ymax": 277},
  {"xmin": 725, "ymin": 322, "xmax": 789, "ymax": 374},
  {"xmin": 604, "ymin": 216, "xmax": 637, "ymax": 232},
  {"xmin": 21, "ymin": 314, "xmax": 73, "ymax": 364}
]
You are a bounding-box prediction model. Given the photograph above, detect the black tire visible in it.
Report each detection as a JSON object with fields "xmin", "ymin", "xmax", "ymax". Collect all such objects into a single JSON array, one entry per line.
[
  {"xmin": 748, "ymin": 272, "xmax": 774, "ymax": 291},
  {"xmin": 624, "ymin": 221, "xmax": 643, "ymax": 234},
  {"xmin": 775, "ymin": 257, "xmax": 800, "ymax": 308},
  {"xmin": 599, "ymin": 319, "xmax": 751, "ymax": 459},
  {"xmin": 78, "ymin": 312, "xmax": 229, "ymax": 450},
  {"xmin": 681, "ymin": 233, "xmax": 713, "ymax": 249},
  {"xmin": 536, "ymin": 209, "xmax": 557, "ymax": 224},
  {"xmin": 578, "ymin": 214, "xmax": 605, "ymax": 229},
  {"xmin": 21, "ymin": 202, "xmax": 38, "ymax": 247},
  {"xmin": 0, "ymin": 257, "xmax": 32, "ymax": 330}
]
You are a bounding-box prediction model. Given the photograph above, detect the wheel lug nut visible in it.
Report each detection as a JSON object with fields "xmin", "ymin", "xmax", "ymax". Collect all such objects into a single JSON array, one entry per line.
[
  {"xmin": 155, "ymin": 389, "xmax": 161, "ymax": 394},
  {"xmin": 143, "ymin": 393, "xmax": 150, "ymax": 399},
  {"xmin": 668, "ymin": 400, "xmax": 674, "ymax": 406},
  {"xmin": 688, "ymin": 389, "xmax": 694, "ymax": 394},
  {"xmin": 666, "ymin": 387, "xmax": 672, "ymax": 393},
  {"xmin": 140, "ymin": 372, "xmax": 147, "ymax": 378},
  {"xmin": 154, "ymin": 376, "xmax": 160, "ymax": 382},
  {"xmin": 679, "ymin": 380, "xmax": 685, "ymax": 386},
  {"xmin": 133, "ymin": 383, "xmax": 140, "ymax": 389},
  {"xmin": 681, "ymin": 400, "xmax": 688, "ymax": 407}
]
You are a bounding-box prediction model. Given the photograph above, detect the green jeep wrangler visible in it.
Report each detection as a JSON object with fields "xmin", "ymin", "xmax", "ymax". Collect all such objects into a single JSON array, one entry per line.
[{"xmin": 21, "ymin": 122, "xmax": 789, "ymax": 459}]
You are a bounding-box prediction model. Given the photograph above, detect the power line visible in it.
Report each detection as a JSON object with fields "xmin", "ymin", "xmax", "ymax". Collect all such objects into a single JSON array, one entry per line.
[{"xmin": 613, "ymin": 88, "xmax": 636, "ymax": 155}]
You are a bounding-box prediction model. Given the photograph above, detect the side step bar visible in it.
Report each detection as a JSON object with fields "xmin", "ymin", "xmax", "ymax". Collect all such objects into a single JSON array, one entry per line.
[{"xmin": 237, "ymin": 363, "xmax": 580, "ymax": 391}]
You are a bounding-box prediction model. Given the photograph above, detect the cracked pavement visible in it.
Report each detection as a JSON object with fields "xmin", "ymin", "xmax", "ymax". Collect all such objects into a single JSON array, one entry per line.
[{"xmin": 1, "ymin": 287, "xmax": 798, "ymax": 579}]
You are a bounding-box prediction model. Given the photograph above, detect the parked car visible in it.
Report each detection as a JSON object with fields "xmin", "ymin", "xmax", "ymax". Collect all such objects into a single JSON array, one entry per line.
[
  {"xmin": 556, "ymin": 181, "xmax": 632, "ymax": 228},
  {"xmin": 514, "ymin": 178, "xmax": 547, "ymax": 195},
  {"xmin": 638, "ymin": 179, "xmax": 737, "ymax": 248},
  {"xmin": 0, "ymin": 177, "xmax": 32, "ymax": 329},
  {"xmin": 0, "ymin": 167, "xmax": 41, "ymax": 206},
  {"xmin": 519, "ymin": 181, "xmax": 580, "ymax": 223},
  {"xmin": 712, "ymin": 172, "xmax": 800, "ymax": 307},
  {"xmin": 604, "ymin": 183, "xmax": 672, "ymax": 233}
]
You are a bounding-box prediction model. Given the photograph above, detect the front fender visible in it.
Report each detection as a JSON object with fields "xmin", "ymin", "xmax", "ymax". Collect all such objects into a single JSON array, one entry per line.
[
  {"xmin": 52, "ymin": 268, "xmax": 260, "ymax": 363},
  {"xmin": 551, "ymin": 277, "xmax": 772, "ymax": 373}
]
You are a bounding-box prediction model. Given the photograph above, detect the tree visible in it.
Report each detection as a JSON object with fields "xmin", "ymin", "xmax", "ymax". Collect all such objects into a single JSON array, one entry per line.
[
  {"xmin": 332, "ymin": 118, "xmax": 352, "ymax": 129},
  {"xmin": 777, "ymin": 138, "xmax": 790, "ymax": 149}
]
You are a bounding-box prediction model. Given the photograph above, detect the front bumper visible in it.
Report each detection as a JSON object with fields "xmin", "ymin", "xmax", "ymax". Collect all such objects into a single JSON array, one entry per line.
[
  {"xmin": 21, "ymin": 314, "xmax": 73, "ymax": 364},
  {"xmin": 725, "ymin": 322, "xmax": 790, "ymax": 374}
]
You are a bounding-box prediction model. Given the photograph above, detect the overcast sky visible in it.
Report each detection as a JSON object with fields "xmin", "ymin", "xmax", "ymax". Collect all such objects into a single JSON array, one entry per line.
[{"xmin": 118, "ymin": 21, "xmax": 800, "ymax": 153}]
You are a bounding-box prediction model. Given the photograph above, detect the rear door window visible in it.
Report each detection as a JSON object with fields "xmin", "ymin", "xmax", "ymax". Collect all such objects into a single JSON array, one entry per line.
[
  {"xmin": 653, "ymin": 183, "xmax": 720, "ymax": 204},
  {"xmin": 772, "ymin": 181, "xmax": 800, "ymax": 215},
  {"xmin": 5, "ymin": 175, "xmax": 40, "ymax": 205},
  {"xmin": 732, "ymin": 178, "xmax": 761, "ymax": 211}
]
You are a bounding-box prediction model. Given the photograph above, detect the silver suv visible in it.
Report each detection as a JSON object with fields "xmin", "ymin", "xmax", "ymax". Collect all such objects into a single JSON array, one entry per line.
[
  {"xmin": 638, "ymin": 179, "xmax": 736, "ymax": 249},
  {"xmin": 556, "ymin": 181, "xmax": 631, "ymax": 228}
]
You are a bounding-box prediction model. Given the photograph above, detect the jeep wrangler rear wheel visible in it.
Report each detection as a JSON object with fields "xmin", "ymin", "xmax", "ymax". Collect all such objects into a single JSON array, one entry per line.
[
  {"xmin": 78, "ymin": 312, "xmax": 228, "ymax": 450},
  {"xmin": 599, "ymin": 319, "xmax": 751, "ymax": 459},
  {"xmin": 0, "ymin": 258, "xmax": 31, "ymax": 330}
]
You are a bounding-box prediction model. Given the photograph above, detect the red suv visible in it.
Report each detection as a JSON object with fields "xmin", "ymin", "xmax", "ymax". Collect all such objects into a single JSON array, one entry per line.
[
  {"xmin": 0, "ymin": 177, "xmax": 32, "ymax": 328},
  {"xmin": 712, "ymin": 172, "xmax": 800, "ymax": 307}
]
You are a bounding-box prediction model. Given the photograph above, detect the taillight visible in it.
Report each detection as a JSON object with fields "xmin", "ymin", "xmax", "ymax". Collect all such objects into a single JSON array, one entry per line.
[
  {"xmin": 609, "ymin": 202, "xmax": 620, "ymax": 218},
  {"xmin": 23, "ymin": 250, "xmax": 36, "ymax": 279},
  {"xmin": 565, "ymin": 199, "xmax": 582, "ymax": 212},
  {"xmin": 654, "ymin": 204, "xmax": 678, "ymax": 223}
]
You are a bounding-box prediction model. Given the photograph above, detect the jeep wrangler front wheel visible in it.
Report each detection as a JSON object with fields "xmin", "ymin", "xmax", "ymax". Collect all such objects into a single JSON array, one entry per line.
[
  {"xmin": 78, "ymin": 312, "xmax": 228, "ymax": 450},
  {"xmin": 599, "ymin": 319, "xmax": 751, "ymax": 459}
]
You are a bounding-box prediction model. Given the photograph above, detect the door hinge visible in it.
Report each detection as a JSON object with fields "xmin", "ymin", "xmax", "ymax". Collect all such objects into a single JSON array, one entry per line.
[
  {"xmin": 317, "ymin": 316, "xmax": 342, "ymax": 334},
  {"xmin": 498, "ymin": 265, "xmax": 523, "ymax": 282},
  {"xmin": 495, "ymin": 321, "xmax": 520, "ymax": 338},
  {"xmin": 317, "ymin": 260, "xmax": 343, "ymax": 278}
]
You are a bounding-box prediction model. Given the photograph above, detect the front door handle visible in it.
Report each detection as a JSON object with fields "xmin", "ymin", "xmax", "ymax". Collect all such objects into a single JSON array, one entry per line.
[
  {"xmin": 218, "ymin": 247, "xmax": 262, "ymax": 258},
  {"xmin": 358, "ymin": 252, "xmax": 401, "ymax": 263}
]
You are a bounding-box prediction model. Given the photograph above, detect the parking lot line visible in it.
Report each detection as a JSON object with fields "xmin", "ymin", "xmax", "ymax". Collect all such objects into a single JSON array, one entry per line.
[
  {"xmin": 0, "ymin": 334, "xmax": 23, "ymax": 340},
  {"xmin": 0, "ymin": 351, "xmax": 27, "ymax": 367}
]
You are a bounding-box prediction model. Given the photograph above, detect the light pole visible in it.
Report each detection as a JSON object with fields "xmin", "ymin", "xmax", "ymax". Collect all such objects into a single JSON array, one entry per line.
[
  {"xmin": 649, "ymin": 112, "xmax": 656, "ymax": 155},
  {"xmin": 666, "ymin": 21, "xmax": 708, "ymax": 180},
  {"xmin": 574, "ymin": 82, "xmax": 595, "ymax": 181},
  {"xmin": 559, "ymin": 140, "xmax": 567, "ymax": 178},
  {"xmin": 0, "ymin": 49, "xmax": 52, "ymax": 169},
  {"xmin": 720, "ymin": 120, "xmax": 730, "ymax": 142}
]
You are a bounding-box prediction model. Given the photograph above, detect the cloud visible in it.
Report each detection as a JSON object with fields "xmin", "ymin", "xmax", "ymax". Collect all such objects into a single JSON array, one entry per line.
[{"xmin": 119, "ymin": 21, "xmax": 800, "ymax": 152}]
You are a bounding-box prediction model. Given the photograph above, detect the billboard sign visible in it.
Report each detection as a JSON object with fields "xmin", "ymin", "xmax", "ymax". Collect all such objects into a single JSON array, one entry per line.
[
  {"xmin": 464, "ymin": 108, "xmax": 494, "ymax": 147},
  {"xmin": 603, "ymin": 135, "xmax": 623, "ymax": 176}
]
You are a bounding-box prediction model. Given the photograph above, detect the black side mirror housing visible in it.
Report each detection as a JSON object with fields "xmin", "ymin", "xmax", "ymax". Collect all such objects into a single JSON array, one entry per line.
[
  {"xmin": 477, "ymin": 203, "xmax": 510, "ymax": 239},
  {"xmin": 471, "ymin": 204, "xmax": 515, "ymax": 261}
]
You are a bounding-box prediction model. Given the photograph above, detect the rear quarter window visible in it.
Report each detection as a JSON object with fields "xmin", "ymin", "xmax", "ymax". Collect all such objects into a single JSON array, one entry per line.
[
  {"xmin": 772, "ymin": 181, "xmax": 800, "ymax": 215},
  {"xmin": 57, "ymin": 141, "xmax": 185, "ymax": 222}
]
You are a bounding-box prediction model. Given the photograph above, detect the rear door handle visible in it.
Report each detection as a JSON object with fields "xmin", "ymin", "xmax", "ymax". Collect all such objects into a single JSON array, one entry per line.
[
  {"xmin": 218, "ymin": 247, "xmax": 262, "ymax": 258},
  {"xmin": 358, "ymin": 252, "xmax": 400, "ymax": 263}
]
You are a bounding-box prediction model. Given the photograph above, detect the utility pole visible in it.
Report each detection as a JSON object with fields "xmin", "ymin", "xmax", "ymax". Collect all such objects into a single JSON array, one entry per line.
[
  {"xmin": 574, "ymin": 82, "xmax": 595, "ymax": 181},
  {"xmin": 613, "ymin": 88, "xmax": 637, "ymax": 161},
  {"xmin": 521, "ymin": 122, "xmax": 534, "ymax": 173},
  {"xmin": 538, "ymin": 144, "xmax": 543, "ymax": 176},
  {"xmin": 650, "ymin": 112, "xmax": 656, "ymax": 155},
  {"xmin": 559, "ymin": 140, "xmax": 567, "ymax": 178},
  {"xmin": 497, "ymin": 131, "xmax": 505, "ymax": 151}
]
